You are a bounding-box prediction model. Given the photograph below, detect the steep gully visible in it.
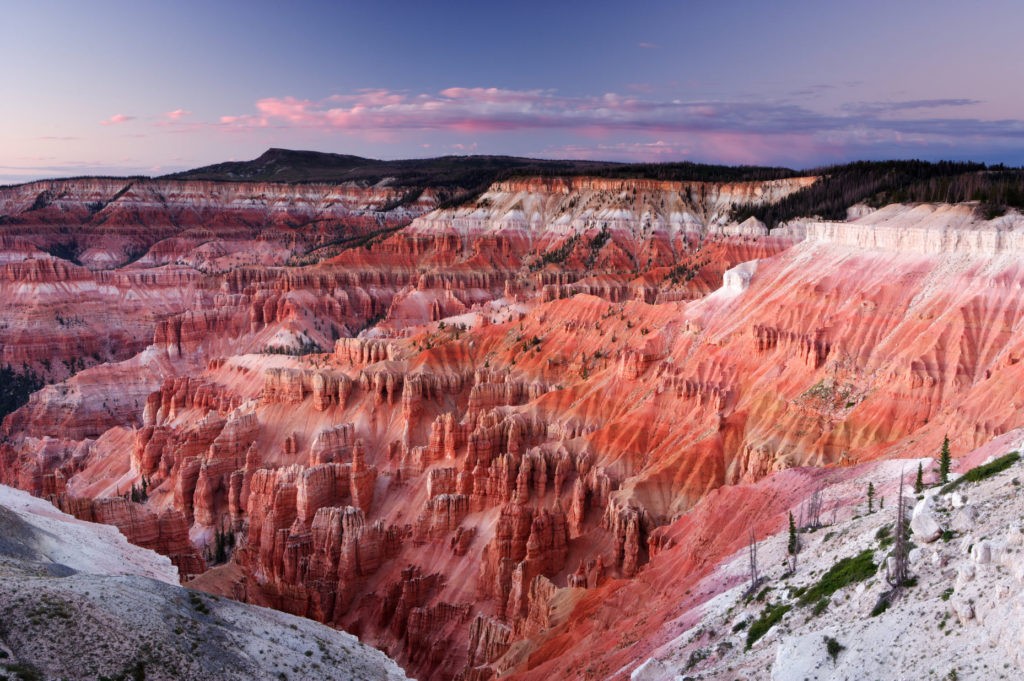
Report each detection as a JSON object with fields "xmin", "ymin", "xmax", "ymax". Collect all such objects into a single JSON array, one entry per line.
[{"xmin": 2, "ymin": 175, "xmax": 1024, "ymax": 679}]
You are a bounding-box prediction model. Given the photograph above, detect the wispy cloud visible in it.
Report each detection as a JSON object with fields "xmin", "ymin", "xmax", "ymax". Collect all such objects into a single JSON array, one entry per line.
[
  {"xmin": 789, "ymin": 84, "xmax": 836, "ymax": 98},
  {"xmin": 842, "ymin": 98, "xmax": 983, "ymax": 115},
  {"xmin": 164, "ymin": 108, "xmax": 192, "ymax": 120},
  {"xmin": 100, "ymin": 113, "xmax": 135, "ymax": 126},
  {"xmin": 637, "ymin": 42, "xmax": 659, "ymax": 49},
  {"xmin": 217, "ymin": 88, "xmax": 1024, "ymax": 145}
]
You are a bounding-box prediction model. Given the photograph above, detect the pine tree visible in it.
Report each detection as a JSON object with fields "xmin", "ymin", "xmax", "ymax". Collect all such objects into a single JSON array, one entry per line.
[
  {"xmin": 939, "ymin": 436, "xmax": 951, "ymax": 484},
  {"xmin": 867, "ymin": 482, "xmax": 875, "ymax": 513},
  {"xmin": 914, "ymin": 463, "xmax": 924, "ymax": 494}
]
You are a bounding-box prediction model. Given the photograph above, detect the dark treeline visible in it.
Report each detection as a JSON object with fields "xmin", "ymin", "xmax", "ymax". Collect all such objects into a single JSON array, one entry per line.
[
  {"xmin": 733, "ymin": 161, "xmax": 1024, "ymax": 228},
  {"xmin": 0, "ymin": 365, "xmax": 44, "ymax": 423},
  {"xmin": 515, "ymin": 161, "xmax": 799, "ymax": 183}
]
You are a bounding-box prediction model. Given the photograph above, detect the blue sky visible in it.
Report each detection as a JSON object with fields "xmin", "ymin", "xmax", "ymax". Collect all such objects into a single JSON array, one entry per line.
[{"xmin": 3, "ymin": 0, "xmax": 1024, "ymax": 182}]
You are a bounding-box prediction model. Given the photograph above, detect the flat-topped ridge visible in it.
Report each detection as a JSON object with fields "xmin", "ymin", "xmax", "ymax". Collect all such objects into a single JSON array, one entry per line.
[{"xmin": 801, "ymin": 203, "xmax": 1024, "ymax": 255}]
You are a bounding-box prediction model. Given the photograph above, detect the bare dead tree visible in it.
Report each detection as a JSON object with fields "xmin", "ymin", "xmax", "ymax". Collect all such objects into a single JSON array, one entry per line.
[
  {"xmin": 787, "ymin": 511, "xmax": 800, "ymax": 574},
  {"xmin": 886, "ymin": 470, "xmax": 910, "ymax": 588},
  {"xmin": 801, "ymin": 487, "xmax": 824, "ymax": 530},
  {"xmin": 748, "ymin": 528, "xmax": 760, "ymax": 591}
]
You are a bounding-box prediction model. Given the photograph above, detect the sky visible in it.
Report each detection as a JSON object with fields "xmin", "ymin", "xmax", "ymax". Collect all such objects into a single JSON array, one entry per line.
[{"xmin": 3, "ymin": 0, "xmax": 1024, "ymax": 182}]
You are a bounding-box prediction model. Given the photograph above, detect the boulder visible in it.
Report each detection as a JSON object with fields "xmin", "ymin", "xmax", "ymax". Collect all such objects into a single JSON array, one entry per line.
[
  {"xmin": 950, "ymin": 594, "xmax": 975, "ymax": 624},
  {"xmin": 951, "ymin": 505, "xmax": 978, "ymax": 533},
  {"xmin": 911, "ymin": 497, "xmax": 943, "ymax": 543},
  {"xmin": 956, "ymin": 563, "xmax": 976, "ymax": 590}
]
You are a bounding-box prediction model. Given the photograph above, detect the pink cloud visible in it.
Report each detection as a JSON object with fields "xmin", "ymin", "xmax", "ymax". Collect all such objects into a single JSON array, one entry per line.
[
  {"xmin": 100, "ymin": 113, "xmax": 135, "ymax": 126},
  {"xmin": 165, "ymin": 108, "xmax": 192, "ymax": 120},
  {"xmin": 219, "ymin": 88, "xmax": 710, "ymax": 134},
  {"xmin": 214, "ymin": 87, "xmax": 1024, "ymax": 163}
]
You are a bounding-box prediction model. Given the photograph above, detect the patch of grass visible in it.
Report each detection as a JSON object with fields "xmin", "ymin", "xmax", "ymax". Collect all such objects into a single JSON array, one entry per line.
[
  {"xmin": 941, "ymin": 452, "xmax": 1020, "ymax": 493},
  {"xmin": 745, "ymin": 602, "xmax": 791, "ymax": 649},
  {"xmin": 940, "ymin": 587, "xmax": 955, "ymax": 601},
  {"xmin": 731, "ymin": 619, "xmax": 748, "ymax": 633},
  {"xmin": 797, "ymin": 549, "xmax": 876, "ymax": 607},
  {"xmin": 875, "ymin": 524, "xmax": 893, "ymax": 549},
  {"xmin": 811, "ymin": 596, "xmax": 830, "ymax": 617}
]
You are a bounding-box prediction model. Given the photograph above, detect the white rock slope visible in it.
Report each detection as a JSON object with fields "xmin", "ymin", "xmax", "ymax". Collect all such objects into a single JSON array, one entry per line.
[
  {"xmin": 631, "ymin": 432, "xmax": 1024, "ymax": 681},
  {"xmin": 0, "ymin": 484, "xmax": 411, "ymax": 681}
]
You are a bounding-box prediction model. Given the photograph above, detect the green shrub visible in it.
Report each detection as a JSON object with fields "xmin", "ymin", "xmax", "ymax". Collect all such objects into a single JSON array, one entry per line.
[
  {"xmin": 797, "ymin": 549, "xmax": 876, "ymax": 607},
  {"xmin": 824, "ymin": 636, "xmax": 845, "ymax": 663},
  {"xmin": 745, "ymin": 602, "xmax": 791, "ymax": 649},
  {"xmin": 876, "ymin": 524, "xmax": 894, "ymax": 549}
]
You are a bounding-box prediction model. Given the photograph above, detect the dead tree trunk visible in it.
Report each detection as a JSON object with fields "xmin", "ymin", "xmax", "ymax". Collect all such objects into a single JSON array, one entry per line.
[
  {"xmin": 801, "ymin": 487, "xmax": 824, "ymax": 530},
  {"xmin": 748, "ymin": 528, "xmax": 759, "ymax": 590},
  {"xmin": 887, "ymin": 471, "xmax": 910, "ymax": 588}
]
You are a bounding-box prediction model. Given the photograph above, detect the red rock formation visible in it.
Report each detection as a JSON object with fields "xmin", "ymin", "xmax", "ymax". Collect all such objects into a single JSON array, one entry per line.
[{"xmin": 7, "ymin": 172, "xmax": 1024, "ymax": 681}]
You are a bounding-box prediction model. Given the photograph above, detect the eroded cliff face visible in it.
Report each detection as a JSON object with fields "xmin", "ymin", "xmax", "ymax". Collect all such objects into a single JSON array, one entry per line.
[
  {"xmin": 0, "ymin": 178, "xmax": 435, "ymax": 268},
  {"xmin": 0, "ymin": 178, "xmax": 436, "ymax": 380},
  {"xmin": 3, "ymin": 173, "xmax": 1024, "ymax": 680}
]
